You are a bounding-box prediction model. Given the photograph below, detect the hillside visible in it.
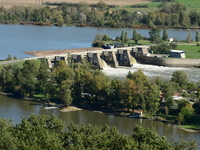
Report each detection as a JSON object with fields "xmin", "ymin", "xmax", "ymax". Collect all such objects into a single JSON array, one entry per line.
[{"xmin": 0, "ymin": 0, "xmax": 152, "ymax": 8}]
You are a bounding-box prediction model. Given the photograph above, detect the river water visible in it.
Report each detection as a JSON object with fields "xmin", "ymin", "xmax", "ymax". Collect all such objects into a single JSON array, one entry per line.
[
  {"xmin": 1, "ymin": 95, "xmax": 200, "ymax": 143},
  {"xmin": 0, "ymin": 24, "xmax": 199, "ymax": 60},
  {"xmin": 0, "ymin": 24, "xmax": 200, "ymax": 144}
]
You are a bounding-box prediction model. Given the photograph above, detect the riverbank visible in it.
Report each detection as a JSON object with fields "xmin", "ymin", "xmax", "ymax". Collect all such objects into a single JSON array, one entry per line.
[
  {"xmin": 0, "ymin": 92, "xmax": 199, "ymax": 133},
  {"xmin": 178, "ymin": 125, "xmax": 200, "ymax": 133},
  {"xmin": 2, "ymin": 21, "xmax": 200, "ymax": 30}
]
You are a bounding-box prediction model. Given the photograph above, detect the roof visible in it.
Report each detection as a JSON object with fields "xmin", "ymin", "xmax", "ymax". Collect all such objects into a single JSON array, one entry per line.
[{"xmin": 170, "ymin": 50, "xmax": 185, "ymax": 53}]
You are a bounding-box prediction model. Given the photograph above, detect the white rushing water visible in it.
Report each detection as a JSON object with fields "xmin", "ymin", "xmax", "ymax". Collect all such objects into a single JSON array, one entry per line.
[{"xmin": 102, "ymin": 63, "xmax": 200, "ymax": 82}]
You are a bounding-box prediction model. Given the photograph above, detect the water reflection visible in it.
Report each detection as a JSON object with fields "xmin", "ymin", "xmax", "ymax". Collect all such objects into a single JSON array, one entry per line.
[{"xmin": 0, "ymin": 95, "xmax": 200, "ymax": 143}]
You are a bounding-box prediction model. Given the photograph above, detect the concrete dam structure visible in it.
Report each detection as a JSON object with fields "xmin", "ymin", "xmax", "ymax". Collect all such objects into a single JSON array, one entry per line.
[
  {"xmin": 25, "ymin": 45, "xmax": 200, "ymax": 68},
  {"xmin": 47, "ymin": 47, "xmax": 139, "ymax": 69}
]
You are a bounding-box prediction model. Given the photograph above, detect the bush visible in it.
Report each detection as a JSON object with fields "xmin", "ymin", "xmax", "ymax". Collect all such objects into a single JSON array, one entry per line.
[{"xmin": 92, "ymin": 41, "xmax": 105, "ymax": 47}]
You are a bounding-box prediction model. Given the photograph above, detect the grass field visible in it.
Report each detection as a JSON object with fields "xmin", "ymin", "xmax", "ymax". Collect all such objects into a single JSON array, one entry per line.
[
  {"xmin": 176, "ymin": 45, "xmax": 200, "ymax": 58},
  {"xmin": 176, "ymin": 0, "xmax": 200, "ymax": 8},
  {"xmin": 124, "ymin": 0, "xmax": 200, "ymax": 12}
]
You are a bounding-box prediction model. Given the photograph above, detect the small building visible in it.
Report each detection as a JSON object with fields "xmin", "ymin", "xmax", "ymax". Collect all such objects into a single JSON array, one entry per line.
[{"xmin": 169, "ymin": 50, "xmax": 185, "ymax": 58}]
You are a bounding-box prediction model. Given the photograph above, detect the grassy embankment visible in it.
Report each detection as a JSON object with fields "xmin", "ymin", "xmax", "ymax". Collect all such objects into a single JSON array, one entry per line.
[
  {"xmin": 1, "ymin": 59, "xmax": 41, "ymax": 68},
  {"xmin": 179, "ymin": 124, "xmax": 200, "ymax": 132}
]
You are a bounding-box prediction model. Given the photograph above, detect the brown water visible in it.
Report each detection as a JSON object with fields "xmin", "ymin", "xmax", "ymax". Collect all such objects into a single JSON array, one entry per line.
[{"xmin": 0, "ymin": 95, "xmax": 200, "ymax": 143}]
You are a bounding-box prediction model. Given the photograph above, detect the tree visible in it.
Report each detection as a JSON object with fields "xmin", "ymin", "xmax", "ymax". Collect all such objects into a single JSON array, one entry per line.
[
  {"xmin": 120, "ymin": 30, "xmax": 125, "ymax": 43},
  {"xmin": 132, "ymin": 126, "xmax": 172, "ymax": 149},
  {"xmin": 132, "ymin": 29, "xmax": 139, "ymax": 44},
  {"xmin": 15, "ymin": 114, "xmax": 65, "ymax": 149},
  {"xmin": 162, "ymin": 81, "xmax": 176, "ymax": 111},
  {"xmin": 102, "ymin": 34, "xmax": 109, "ymax": 41},
  {"xmin": 195, "ymin": 31, "xmax": 199, "ymax": 43},
  {"xmin": 146, "ymin": 84, "xmax": 160, "ymax": 115},
  {"xmin": 178, "ymin": 103, "xmax": 194, "ymax": 124},
  {"xmin": 189, "ymin": 10, "xmax": 199, "ymax": 26},
  {"xmin": 126, "ymin": 70, "xmax": 148, "ymax": 87},
  {"xmin": 149, "ymin": 27, "xmax": 161, "ymax": 43},
  {"xmin": 162, "ymin": 27, "xmax": 168, "ymax": 41},
  {"xmin": 6, "ymin": 54, "xmax": 12, "ymax": 60},
  {"xmin": 121, "ymin": 79, "xmax": 138, "ymax": 111},
  {"xmin": 96, "ymin": 1, "xmax": 108, "ymax": 11},
  {"xmin": 186, "ymin": 30, "xmax": 191, "ymax": 43},
  {"xmin": 59, "ymin": 80, "xmax": 73, "ymax": 106},
  {"xmin": 16, "ymin": 60, "xmax": 39, "ymax": 97},
  {"xmin": 171, "ymin": 71, "xmax": 188, "ymax": 89},
  {"xmin": 36, "ymin": 58, "xmax": 51, "ymax": 98},
  {"xmin": 124, "ymin": 31, "xmax": 129, "ymax": 43}
]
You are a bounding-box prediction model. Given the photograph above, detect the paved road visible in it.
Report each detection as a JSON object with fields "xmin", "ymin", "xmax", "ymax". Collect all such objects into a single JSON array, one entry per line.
[{"xmin": 0, "ymin": 59, "xmax": 25, "ymax": 65}]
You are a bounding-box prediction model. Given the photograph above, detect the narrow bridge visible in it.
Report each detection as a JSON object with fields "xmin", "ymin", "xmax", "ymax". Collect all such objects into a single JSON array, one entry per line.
[{"xmin": 24, "ymin": 46, "xmax": 150, "ymax": 69}]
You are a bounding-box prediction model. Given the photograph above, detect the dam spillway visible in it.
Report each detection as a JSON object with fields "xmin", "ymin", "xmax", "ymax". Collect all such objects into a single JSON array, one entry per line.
[{"xmin": 24, "ymin": 46, "xmax": 150, "ymax": 69}]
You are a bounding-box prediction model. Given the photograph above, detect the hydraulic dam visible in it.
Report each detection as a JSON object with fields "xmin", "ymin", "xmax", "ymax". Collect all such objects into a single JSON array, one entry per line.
[{"xmin": 24, "ymin": 46, "xmax": 148, "ymax": 69}]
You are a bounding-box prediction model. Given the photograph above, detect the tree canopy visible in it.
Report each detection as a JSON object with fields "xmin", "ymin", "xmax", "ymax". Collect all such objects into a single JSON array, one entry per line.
[{"xmin": 0, "ymin": 114, "xmax": 198, "ymax": 150}]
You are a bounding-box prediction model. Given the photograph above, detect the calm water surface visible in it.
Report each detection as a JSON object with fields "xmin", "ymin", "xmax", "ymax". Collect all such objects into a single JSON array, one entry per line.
[
  {"xmin": 0, "ymin": 95, "xmax": 200, "ymax": 143},
  {"xmin": 0, "ymin": 24, "xmax": 199, "ymax": 59}
]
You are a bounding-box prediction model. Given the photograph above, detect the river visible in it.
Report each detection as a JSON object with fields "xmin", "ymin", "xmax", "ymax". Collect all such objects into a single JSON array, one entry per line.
[
  {"xmin": 0, "ymin": 24, "xmax": 200, "ymax": 145},
  {"xmin": 0, "ymin": 24, "xmax": 199, "ymax": 60},
  {"xmin": 0, "ymin": 94, "xmax": 200, "ymax": 143}
]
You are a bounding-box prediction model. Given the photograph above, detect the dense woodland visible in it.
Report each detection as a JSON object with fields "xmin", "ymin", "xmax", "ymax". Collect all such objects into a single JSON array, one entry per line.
[
  {"xmin": 0, "ymin": 58, "xmax": 200, "ymax": 126},
  {"xmin": 0, "ymin": 114, "xmax": 198, "ymax": 149},
  {"xmin": 0, "ymin": 2, "xmax": 199, "ymax": 28}
]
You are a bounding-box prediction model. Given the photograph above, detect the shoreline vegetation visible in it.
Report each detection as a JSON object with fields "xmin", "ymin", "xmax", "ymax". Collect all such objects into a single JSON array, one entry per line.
[
  {"xmin": 1, "ymin": 92, "xmax": 200, "ymax": 133},
  {"xmin": 0, "ymin": 1, "xmax": 199, "ymax": 29}
]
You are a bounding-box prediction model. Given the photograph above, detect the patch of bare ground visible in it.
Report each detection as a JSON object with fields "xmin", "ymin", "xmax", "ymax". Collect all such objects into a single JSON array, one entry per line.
[
  {"xmin": 0, "ymin": 0, "xmax": 152, "ymax": 8},
  {"xmin": 60, "ymin": 106, "xmax": 82, "ymax": 112}
]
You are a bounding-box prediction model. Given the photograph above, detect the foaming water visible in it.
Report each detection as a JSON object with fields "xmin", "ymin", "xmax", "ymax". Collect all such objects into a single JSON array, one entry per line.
[{"xmin": 102, "ymin": 64, "xmax": 200, "ymax": 82}]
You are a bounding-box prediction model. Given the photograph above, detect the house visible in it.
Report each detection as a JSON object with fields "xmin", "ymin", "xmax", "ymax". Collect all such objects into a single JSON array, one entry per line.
[{"xmin": 169, "ymin": 50, "xmax": 186, "ymax": 58}]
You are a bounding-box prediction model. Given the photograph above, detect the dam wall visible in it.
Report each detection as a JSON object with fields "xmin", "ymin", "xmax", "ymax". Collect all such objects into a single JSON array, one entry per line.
[
  {"xmin": 139, "ymin": 56, "xmax": 200, "ymax": 67},
  {"xmin": 47, "ymin": 47, "xmax": 139, "ymax": 69}
]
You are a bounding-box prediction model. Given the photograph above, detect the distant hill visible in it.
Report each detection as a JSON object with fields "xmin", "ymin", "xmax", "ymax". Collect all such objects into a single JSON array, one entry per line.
[{"xmin": 0, "ymin": 0, "xmax": 152, "ymax": 8}]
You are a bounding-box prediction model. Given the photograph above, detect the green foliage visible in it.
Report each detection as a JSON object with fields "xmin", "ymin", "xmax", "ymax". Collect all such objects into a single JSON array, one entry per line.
[
  {"xmin": 186, "ymin": 31, "xmax": 191, "ymax": 43},
  {"xmin": 150, "ymin": 43, "xmax": 176, "ymax": 54},
  {"xmin": 178, "ymin": 103, "xmax": 195, "ymax": 124},
  {"xmin": 126, "ymin": 69, "xmax": 149, "ymax": 87},
  {"xmin": 149, "ymin": 27, "xmax": 161, "ymax": 43},
  {"xmin": 6, "ymin": 54, "xmax": 12, "ymax": 60},
  {"xmin": 195, "ymin": 31, "xmax": 200, "ymax": 43},
  {"xmin": 133, "ymin": 126, "xmax": 173, "ymax": 149},
  {"xmin": 132, "ymin": 29, "xmax": 139, "ymax": 44},
  {"xmin": 162, "ymin": 27, "xmax": 168, "ymax": 41},
  {"xmin": 0, "ymin": 1, "xmax": 199, "ymax": 28},
  {"xmin": 171, "ymin": 71, "xmax": 188, "ymax": 89},
  {"xmin": 1, "ymin": 114, "xmax": 197, "ymax": 150},
  {"xmin": 96, "ymin": 1, "xmax": 108, "ymax": 11}
]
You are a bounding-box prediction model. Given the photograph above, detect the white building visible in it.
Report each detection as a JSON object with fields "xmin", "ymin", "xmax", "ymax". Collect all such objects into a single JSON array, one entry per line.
[{"xmin": 170, "ymin": 50, "xmax": 186, "ymax": 58}]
